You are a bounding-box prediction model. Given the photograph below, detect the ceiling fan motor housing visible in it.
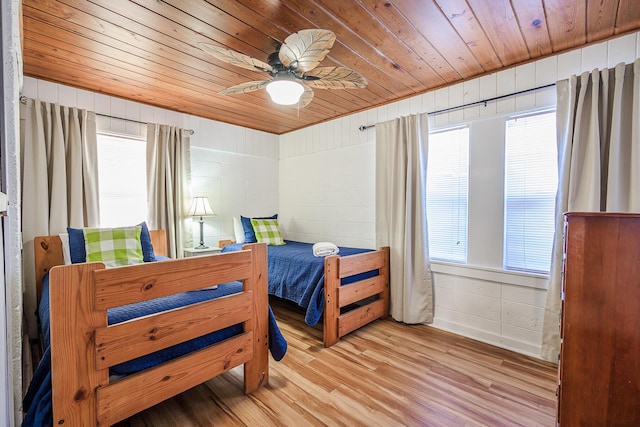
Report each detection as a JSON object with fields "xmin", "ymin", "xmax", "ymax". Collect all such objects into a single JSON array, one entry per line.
[{"xmin": 267, "ymin": 51, "xmax": 287, "ymax": 72}]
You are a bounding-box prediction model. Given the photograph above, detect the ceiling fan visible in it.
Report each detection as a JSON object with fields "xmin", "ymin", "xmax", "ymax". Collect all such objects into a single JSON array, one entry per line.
[{"xmin": 198, "ymin": 29, "xmax": 367, "ymax": 107}]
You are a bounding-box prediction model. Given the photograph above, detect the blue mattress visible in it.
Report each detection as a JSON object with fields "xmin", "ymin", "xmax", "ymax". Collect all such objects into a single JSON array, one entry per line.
[
  {"xmin": 23, "ymin": 269, "xmax": 287, "ymax": 427},
  {"xmin": 222, "ymin": 241, "xmax": 377, "ymax": 326}
]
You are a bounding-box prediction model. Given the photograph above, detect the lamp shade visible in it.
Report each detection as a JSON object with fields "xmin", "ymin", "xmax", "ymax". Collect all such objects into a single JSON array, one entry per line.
[
  {"xmin": 266, "ymin": 80, "xmax": 304, "ymax": 105},
  {"xmin": 187, "ymin": 196, "xmax": 215, "ymax": 217}
]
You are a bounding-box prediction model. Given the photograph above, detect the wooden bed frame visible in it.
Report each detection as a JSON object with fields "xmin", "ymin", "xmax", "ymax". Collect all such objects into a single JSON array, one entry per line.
[
  {"xmin": 219, "ymin": 239, "xmax": 390, "ymax": 347},
  {"xmin": 323, "ymin": 246, "xmax": 390, "ymax": 347},
  {"xmin": 34, "ymin": 232, "xmax": 269, "ymax": 427}
]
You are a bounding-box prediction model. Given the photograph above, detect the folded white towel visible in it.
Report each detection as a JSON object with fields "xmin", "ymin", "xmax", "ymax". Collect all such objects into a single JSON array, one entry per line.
[{"xmin": 313, "ymin": 242, "xmax": 339, "ymax": 257}]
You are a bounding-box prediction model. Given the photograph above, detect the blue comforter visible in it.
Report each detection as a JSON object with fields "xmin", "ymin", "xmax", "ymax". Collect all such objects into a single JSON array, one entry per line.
[
  {"xmin": 23, "ymin": 272, "xmax": 287, "ymax": 427},
  {"xmin": 222, "ymin": 241, "xmax": 376, "ymax": 326}
]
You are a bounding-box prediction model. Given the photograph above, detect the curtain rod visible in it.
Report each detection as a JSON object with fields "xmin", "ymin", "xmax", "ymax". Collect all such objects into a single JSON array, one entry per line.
[
  {"xmin": 358, "ymin": 82, "xmax": 556, "ymax": 131},
  {"xmin": 19, "ymin": 95, "xmax": 194, "ymax": 135}
]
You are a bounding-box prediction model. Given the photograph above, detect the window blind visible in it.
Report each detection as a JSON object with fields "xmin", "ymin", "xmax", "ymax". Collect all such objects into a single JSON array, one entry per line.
[
  {"xmin": 504, "ymin": 111, "xmax": 557, "ymax": 273},
  {"xmin": 427, "ymin": 127, "xmax": 469, "ymax": 263},
  {"xmin": 97, "ymin": 132, "xmax": 148, "ymax": 227}
]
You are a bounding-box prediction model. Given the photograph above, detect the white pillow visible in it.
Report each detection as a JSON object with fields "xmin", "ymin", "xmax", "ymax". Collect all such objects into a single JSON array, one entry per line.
[
  {"xmin": 59, "ymin": 233, "xmax": 71, "ymax": 265},
  {"xmin": 233, "ymin": 216, "xmax": 245, "ymax": 244}
]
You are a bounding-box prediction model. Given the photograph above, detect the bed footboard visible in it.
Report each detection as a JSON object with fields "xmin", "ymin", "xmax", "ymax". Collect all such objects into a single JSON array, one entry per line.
[
  {"xmin": 323, "ymin": 246, "xmax": 390, "ymax": 347},
  {"xmin": 49, "ymin": 243, "xmax": 268, "ymax": 426}
]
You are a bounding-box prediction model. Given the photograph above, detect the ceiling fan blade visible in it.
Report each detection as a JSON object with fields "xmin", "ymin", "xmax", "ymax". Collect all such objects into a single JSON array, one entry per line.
[
  {"xmin": 299, "ymin": 85, "xmax": 314, "ymax": 108},
  {"xmin": 304, "ymin": 67, "xmax": 368, "ymax": 89},
  {"xmin": 279, "ymin": 29, "xmax": 336, "ymax": 73},
  {"xmin": 219, "ymin": 80, "xmax": 269, "ymax": 95},
  {"xmin": 199, "ymin": 42, "xmax": 272, "ymax": 73}
]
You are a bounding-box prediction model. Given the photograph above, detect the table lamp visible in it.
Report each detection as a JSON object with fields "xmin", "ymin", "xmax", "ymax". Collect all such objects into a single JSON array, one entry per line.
[{"xmin": 187, "ymin": 196, "xmax": 215, "ymax": 249}]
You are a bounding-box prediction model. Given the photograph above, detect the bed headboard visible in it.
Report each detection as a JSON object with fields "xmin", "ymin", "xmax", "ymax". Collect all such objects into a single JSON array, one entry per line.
[
  {"xmin": 218, "ymin": 239, "xmax": 236, "ymax": 248},
  {"xmin": 34, "ymin": 229, "xmax": 167, "ymax": 302}
]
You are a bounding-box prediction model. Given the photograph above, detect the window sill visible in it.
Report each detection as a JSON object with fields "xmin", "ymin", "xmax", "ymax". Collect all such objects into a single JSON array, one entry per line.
[{"xmin": 430, "ymin": 260, "xmax": 549, "ymax": 290}]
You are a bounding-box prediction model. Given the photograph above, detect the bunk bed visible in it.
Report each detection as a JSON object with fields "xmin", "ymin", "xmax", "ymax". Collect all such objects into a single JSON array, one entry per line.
[
  {"xmin": 24, "ymin": 232, "xmax": 285, "ymax": 427},
  {"xmin": 220, "ymin": 239, "xmax": 390, "ymax": 347}
]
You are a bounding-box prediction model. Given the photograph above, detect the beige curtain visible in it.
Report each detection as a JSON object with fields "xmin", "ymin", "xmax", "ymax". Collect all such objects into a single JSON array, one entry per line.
[
  {"xmin": 375, "ymin": 113, "xmax": 434, "ymax": 324},
  {"xmin": 146, "ymin": 124, "xmax": 192, "ymax": 259},
  {"xmin": 20, "ymin": 98, "xmax": 100, "ymax": 337},
  {"xmin": 541, "ymin": 60, "xmax": 640, "ymax": 362}
]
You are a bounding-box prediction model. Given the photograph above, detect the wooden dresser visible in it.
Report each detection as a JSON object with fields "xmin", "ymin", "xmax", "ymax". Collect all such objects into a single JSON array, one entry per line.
[{"xmin": 558, "ymin": 213, "xmax": 640, "ymax": 426}]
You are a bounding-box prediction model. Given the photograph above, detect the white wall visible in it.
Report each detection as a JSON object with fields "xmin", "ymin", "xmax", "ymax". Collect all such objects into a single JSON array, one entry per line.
[
  {"xmin": 279, "ymin": 143, "xmax": 375, "ymax": 248},
  {"xmin": 20, "ymin": 76, "xmax": 280, "ymax": 249},
  {"xmin": 279, "ymin": 32, "xmax": 640, "ymax": 358},
  {"xmin": 190, "ymin": 147, "xmax": 278, "ymax": 247}
]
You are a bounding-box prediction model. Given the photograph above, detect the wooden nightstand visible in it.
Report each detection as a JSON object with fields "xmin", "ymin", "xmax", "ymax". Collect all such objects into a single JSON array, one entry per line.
[{"xmin": 183, "ymin": 247, "xmax": 222, "ymax": 257}]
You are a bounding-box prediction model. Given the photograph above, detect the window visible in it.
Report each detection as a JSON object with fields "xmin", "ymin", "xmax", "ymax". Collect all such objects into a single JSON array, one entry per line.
[
  {"xmin": 97, "ymin": 132, "xmax": 148, "ymax": 227},
  {"xmin": 504, "ymin": 111, "xmax": 557, "ymax": 273},
  {"xmin": 427, "ymin": 126, "xmax": 469, "ymax": 263}
]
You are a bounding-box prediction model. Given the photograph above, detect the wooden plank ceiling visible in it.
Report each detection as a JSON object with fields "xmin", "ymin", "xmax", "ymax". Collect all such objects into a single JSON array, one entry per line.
[{"xmin": 21, "ymin": 0, "xmax": 640, "ymax": 135}]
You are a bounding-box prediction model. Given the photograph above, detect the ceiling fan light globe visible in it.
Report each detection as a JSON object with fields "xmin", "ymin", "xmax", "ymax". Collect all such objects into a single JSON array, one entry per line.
[{"xmin": 266, "ymin": 80, "xmax": 304, "ymax": 105}]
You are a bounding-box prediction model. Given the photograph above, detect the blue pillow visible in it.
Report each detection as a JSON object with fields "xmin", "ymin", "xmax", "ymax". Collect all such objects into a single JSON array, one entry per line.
[
  {"xmin": 138, "ymin": 222, "xmax": 156, "ymax": 262},
  {"xmin": 240, "ymin": 214, "xmax": 277, "ymax": 243},
  {"xmin": 67, "ymin": 227, "xmax": 87, "ymax": 264},
  {"xmin": 67, "ymin": 221, "xmax": 156, "ymax": 263}
]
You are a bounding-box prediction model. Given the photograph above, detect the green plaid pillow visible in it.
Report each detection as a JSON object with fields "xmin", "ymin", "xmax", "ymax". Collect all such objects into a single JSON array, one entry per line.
[
  {"xmin": 83, "ymin": 226, "xmax": 144, "ymax": 267},
  {"xmin": 250, "ymin": 218, "xmax": 285, "ymax": 246}
]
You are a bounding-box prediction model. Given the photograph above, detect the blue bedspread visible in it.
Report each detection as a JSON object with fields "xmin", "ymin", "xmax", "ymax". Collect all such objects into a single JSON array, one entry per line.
[
  {"xmin": 23, "ymin": 273, "xmax": 287, "ymax": 427},
  {"xmin": 222, "ymin": 241, "xmax": 376, "ymax": 326}
]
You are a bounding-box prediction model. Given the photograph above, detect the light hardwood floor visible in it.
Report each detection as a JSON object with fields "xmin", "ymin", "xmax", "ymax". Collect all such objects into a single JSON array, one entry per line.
[{"xmin": 116, "ymin": 299, "xmax": 558, "ymax": 426}]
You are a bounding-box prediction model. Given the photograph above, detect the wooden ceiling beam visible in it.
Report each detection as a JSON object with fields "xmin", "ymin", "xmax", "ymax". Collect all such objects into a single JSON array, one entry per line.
[
  {"xmin": 434, "ymin": 0, "xmax": 504, "ymax": 73},
  {"xmin": 465, "ymin": 0, "xmax": 531, "ymax": 64},
  {"xmin": 544, "ymin": 0, "xmax": 587, "ymax": 52},
  {"xmin": 614, "ymin": 0, "xmax": 640, "ymax": 36}
]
